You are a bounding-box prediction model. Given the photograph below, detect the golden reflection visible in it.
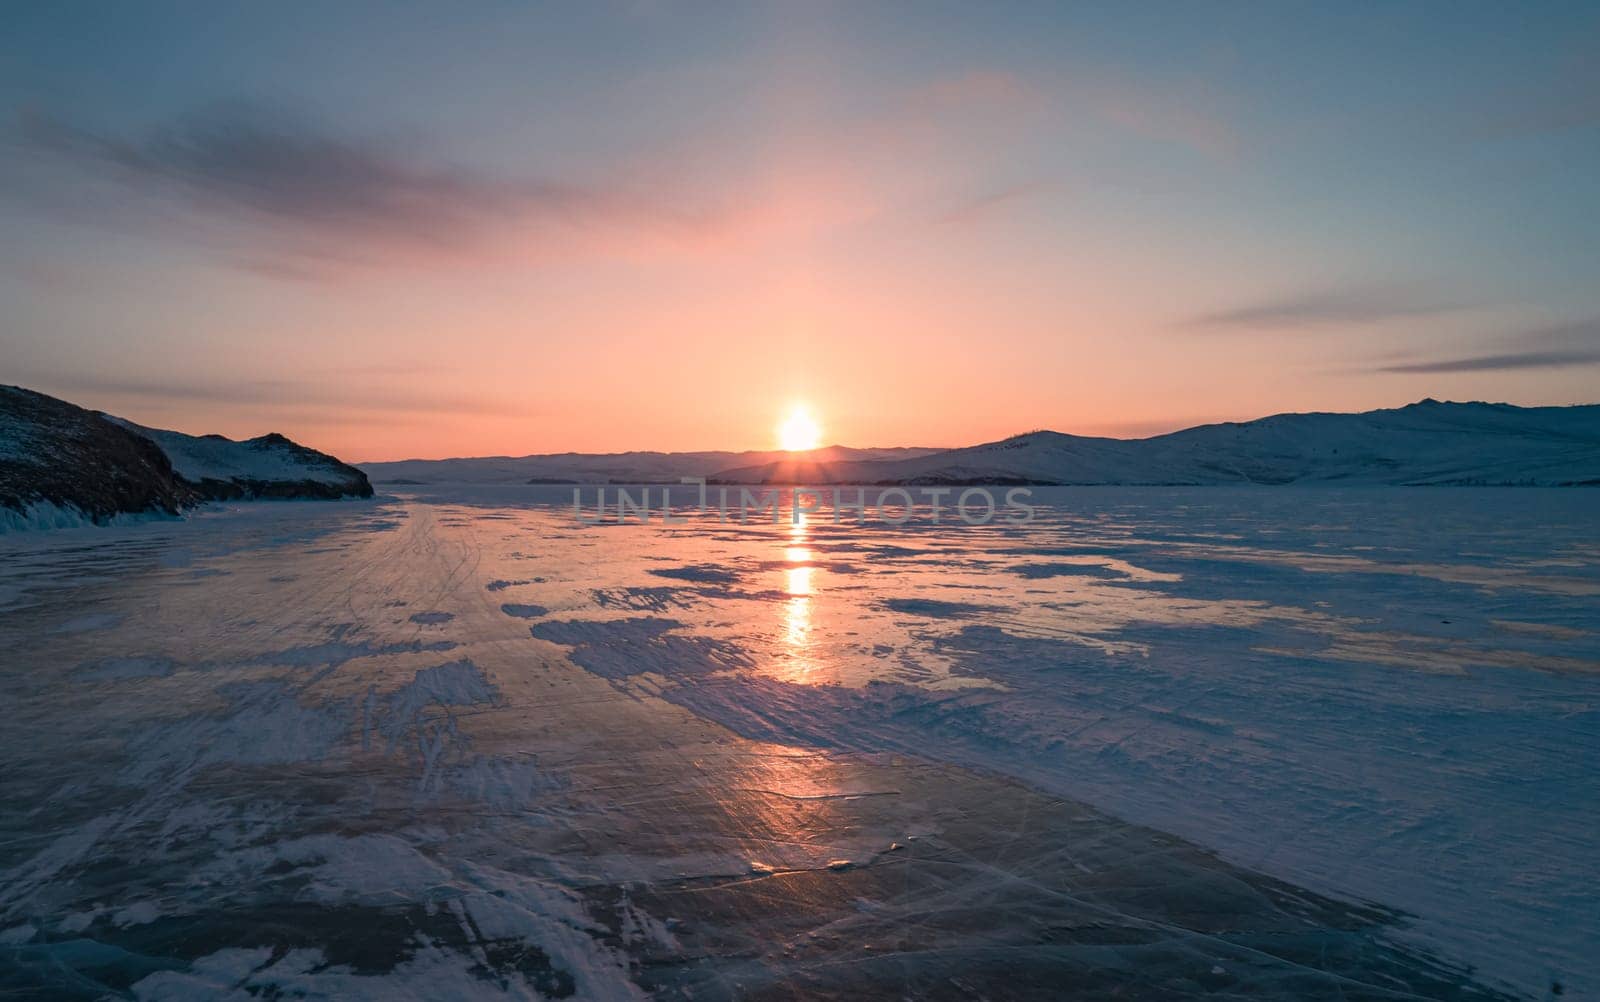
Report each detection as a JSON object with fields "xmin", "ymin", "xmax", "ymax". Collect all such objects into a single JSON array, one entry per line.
[
  {"xmin": 725, "ymin": 749, "xmax": 855, "ymax": 873},
  {"xmin": 785, "ymin": 564, "xmax": 814, "ymax": 596},
  {"xmin": 779, "ymin": 512, "xmax": 817, "ymax": 680},
  {"xmin": 784, "ymin": 592, "xmax": 811, "ymax": 648}
]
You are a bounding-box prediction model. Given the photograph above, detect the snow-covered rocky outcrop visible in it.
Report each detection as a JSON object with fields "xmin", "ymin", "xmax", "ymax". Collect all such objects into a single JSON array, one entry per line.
[
  {"xmin": 108, "ymin": 418, "xmax": 373, "ymax": 501},
  {"xmin": 707, "ymin": 400, "xmax": 1600, "ymax": 486},
  {"xmin": 1, "ymin": 386, "xmax": 372, "ymax": 530}
]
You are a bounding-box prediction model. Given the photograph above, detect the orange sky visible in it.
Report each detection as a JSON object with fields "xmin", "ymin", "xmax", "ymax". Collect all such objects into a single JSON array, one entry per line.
[{"xmin": 4, "ymin": 6, "xmax": 1598, "ymax": 461}]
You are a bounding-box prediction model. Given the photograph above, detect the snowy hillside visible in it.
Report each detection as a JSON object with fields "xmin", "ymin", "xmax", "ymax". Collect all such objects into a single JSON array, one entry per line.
[
  {"xmin": 708, "ymin": 400, "xmax": 1600, "ymax": 486},
  {"xmin": 110, "ymin": 419, "xmax": 373, "ymax": 500},
  {"xmin": 1, "ymin": 386, "xmax": 372, "ymax": 531}
]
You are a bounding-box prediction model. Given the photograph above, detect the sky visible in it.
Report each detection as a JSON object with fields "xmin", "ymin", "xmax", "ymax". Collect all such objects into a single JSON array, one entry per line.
[{"xmin": 2, "ymin": 2, "xmax": 1598, "ymax": 461}]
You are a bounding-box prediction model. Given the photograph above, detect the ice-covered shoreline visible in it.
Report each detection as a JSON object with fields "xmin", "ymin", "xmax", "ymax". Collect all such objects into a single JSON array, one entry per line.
[{"xmin": 1, "ymin": 487, "xmax": 1593, "ymax": 998}]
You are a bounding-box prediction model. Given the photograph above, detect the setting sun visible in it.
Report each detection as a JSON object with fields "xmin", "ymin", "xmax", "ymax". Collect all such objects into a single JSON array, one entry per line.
[{"xmin": 777, "ymin": 405, "xmax": 822, "ymax": 452}]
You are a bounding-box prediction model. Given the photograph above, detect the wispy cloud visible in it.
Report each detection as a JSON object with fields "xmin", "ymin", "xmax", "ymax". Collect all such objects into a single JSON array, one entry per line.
[
  {"xmin": 1187, "ymin": 282, "xmax": 1464, "ymax": 330},
  {"xmin": 915, "ymin": 71, "xmax": 1039, "ymax": 115},
  {"xmin": 11, "ymin": 102, "xmax": 715, "ymax": 274},
  {"xmin": 1377, "ymin": 349, "xmax": 1600, "ymax": 373},
  {"xmin": 5, "ymin": 67, "xmax": 1236, "ymax": 281},
  {"xmin": 933, "ymin": 181, "xmax": 1049, "ymax": 226},
  {"xmin": 1070, "ymin": 71, "xmax": 1239, "ymax": 160},
  {"xmin": 1374, "ymin": 319, "xmax": 1600, "ymax": 374},
  {"xmin": 20, "ymin": 105, "xmax": 518, "ymax": 241},
  {"xmin": 22, "ymin": 372, "xmax": 521, "ymax": 416}
]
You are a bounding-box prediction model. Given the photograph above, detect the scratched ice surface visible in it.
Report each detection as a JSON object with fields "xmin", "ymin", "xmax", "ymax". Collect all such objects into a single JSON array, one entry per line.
[{"xmin": 1, "ymin": 487, "xmax": 1595, "ymax": 999}]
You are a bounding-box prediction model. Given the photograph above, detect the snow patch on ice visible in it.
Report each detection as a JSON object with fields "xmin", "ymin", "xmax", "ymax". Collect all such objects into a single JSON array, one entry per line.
[
  {"xmin": 485, "ymin": 579, "xmax": 530, "ymax": 591},
  {"xmin": 649, "ymin": 563, "xmax": 741, "ymax": 584},
  {"xmin": 882, "ymin": 597, "xmax": 998, "ymax": 619},
  {"xmin": 382, "ymin": 659, "xmax": 499, "ymax": 719},
  {"xmin": 0, "ymin": 923, "xmax": 36, "ymax": 945},
  {"xmin": 441, "ymin": 754, "xmax": 565, "ymax": 808},
  {"xmin": 152, "ymin": 834, "xmax": 648, "ymax": 1000},
  {"xmin": 120, "ymin": 681, "xmax": 350, "ymax": 785},
  {"xmin": 530, "ymin": 617, "xmax": 752, "ymax": 680},
  {"xmin": 130, "ymin": 943, "xmax": 558, "ymax": 1001},
  {"xmin": 499, "ymin": 602, "xmax": 549, "ymax": 619},
  {"xmin": 361, "ymin": 659, "xmax": 501, "ymax": 792},
  {"xmin": 112, "ymin": 901, "xmax": 161, "ymax": 927},
  {"xmin": 256, "ymin": 637, "xmax": 457, "ymax": 669},
  {"xmin": 54, "ymin": 612, "xmax": 124, "ymax": 634}
]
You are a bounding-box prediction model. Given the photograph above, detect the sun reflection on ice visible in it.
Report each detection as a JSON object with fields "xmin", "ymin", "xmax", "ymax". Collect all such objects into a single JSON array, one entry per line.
[
  {"xmin": 780, "ymin": 514, "xmax": 817, "ymax": 680},
  {"xmin": 786, "ymin": 565, "xmax": 814, "ymax": 600}
]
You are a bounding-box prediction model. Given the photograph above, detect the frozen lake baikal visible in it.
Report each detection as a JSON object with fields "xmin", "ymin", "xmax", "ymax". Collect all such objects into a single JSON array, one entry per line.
[{"xmin": 1, "ymin": 486, "xmax": 1595, "ymax": 999}]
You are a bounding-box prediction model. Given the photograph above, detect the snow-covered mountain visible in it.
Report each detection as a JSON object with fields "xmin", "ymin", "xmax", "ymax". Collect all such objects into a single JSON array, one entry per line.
[
  {"xmin": 709, "ymin": 400, "xmax": 1600, "ymax": 486},
  {"xmin": 1, "ymin": 386, "xmax": 372, "ymax": 530},
  {"xmin": 361, "ymin": 445, "xmax": 942, "ymax": 485},
  {"xmin": 10, "ymin": 388, "xmax": 1595, "ymax": 532},
  {"xmin": 363, "ymin": 400, "xmax": 1600, "ymax": 487},
  {"xmin": 108, "ymin": 418, "xmax": 373, "ymax": 501}
]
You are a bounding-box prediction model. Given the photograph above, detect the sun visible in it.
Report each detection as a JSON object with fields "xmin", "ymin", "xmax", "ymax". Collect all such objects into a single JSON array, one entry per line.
[{"xmin": 777, "ymin": 404, "xmax": 822, "ymax": 452}]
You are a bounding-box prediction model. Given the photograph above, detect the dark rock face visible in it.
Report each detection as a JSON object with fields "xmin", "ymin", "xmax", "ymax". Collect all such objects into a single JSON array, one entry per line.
[
  {"xmin": 187, "ymin": 476, "xmax": 367, "ymax": 501},
  {"xmin": 1, "ymin": 385, "xmax": 373, "ymax": 527},
  {"xmin": 0, "ymin": 385, "xmax": 199, "ymax": 523},
  {"xmin": 185, "ymin": 476, "xmax": 355, "ymax": 499}
]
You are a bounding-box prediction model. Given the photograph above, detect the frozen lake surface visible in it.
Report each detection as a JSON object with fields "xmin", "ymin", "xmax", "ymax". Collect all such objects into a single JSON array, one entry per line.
[{"xmin": 1, "ymin": 486, "xmax": 1595, "ymax": 999}]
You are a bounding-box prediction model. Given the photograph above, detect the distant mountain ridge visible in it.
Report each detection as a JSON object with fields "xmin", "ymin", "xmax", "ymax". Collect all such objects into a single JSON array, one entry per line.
[
  {"xmin": 1, "ymin": 386, "xmax": 372, "ymax": 531},
  {"xmin": 365, "ymin": 400, "xmax": 1600, "ymax": 487},
  {"xmin": 362, "ymin": 445, "xmax": 944, "ymax": 485},
  {"xmin": 711, "ymin": 400, "xmax": 1600, "ymax": 486}
]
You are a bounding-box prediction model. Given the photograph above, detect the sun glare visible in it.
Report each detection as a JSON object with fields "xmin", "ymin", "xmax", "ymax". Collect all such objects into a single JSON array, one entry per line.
[{"xmin": 777, "ymin": 404, "xmax": 822, "ymax": 452}]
